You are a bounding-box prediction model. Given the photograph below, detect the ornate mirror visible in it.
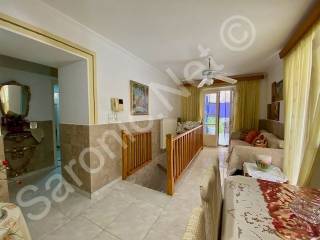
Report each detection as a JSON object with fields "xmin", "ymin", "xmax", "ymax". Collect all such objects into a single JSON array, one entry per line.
[{"xmin": 0, "ymin": 81, "xmax": 30, "ymax": 118}]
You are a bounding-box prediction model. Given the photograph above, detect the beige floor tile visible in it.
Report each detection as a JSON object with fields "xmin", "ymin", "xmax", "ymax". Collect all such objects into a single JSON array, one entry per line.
[
  {"xmin": 143, "ymin": 228, "xmax": 180, "ymax": 240},
  {"xmin": 51, "ymin": 191, "xmax": 93, "ymax": 219},
  {"xmin": 105, "ymin": 201, "xmax": 162, "ymax": 240},
  {"xmin": 27, "ymin": 207, "xmax": 70, "ymax": 240},
  {"xmin": 111, "ymin": 181, "xmax": 170, "ymax": 208},
  {"xmin": 82, "ymin": 190, "xmax": 133, "ymax": 228},
  {"xmin": 8, "ymin": 147, "xmax": 228, "ymax": 240},
  {"xmin": 93, "ymin": 231, "xmax": 120, "ymax": 240},
  {"xmin": 42, "ymin": 216, "xmax": 103, "ymax": 240}
]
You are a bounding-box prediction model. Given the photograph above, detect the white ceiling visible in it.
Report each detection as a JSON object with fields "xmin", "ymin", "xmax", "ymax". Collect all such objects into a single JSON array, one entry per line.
[
  {"xmin": 41, "ymin": 0, "xmax": 313, "ymax": 78},
  {"xmin": 0, "ymin": 28, "xmax": 83, "ymax": 68}
]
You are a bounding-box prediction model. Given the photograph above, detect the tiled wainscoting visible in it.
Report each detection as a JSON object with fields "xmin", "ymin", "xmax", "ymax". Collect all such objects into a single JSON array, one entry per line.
[
  {"xmin": 3, "ymin": 120, "xmax": 55, "ymax": 176},
  {"xmin": 28, "ymin": 121, "xmax": 55, "ymax": 172},
  {"xmin": 60, "ymin": 119, "xmax": 167, "ymax": 196}
]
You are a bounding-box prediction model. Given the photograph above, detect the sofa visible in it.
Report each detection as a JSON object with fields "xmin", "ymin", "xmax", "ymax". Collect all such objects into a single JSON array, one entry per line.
[
  {"xmin": 228, "ymin": 119, "xmax": 285, "ymax": 175},
  {"xmin": 230, "ymin": 119, "xmax": 284, "ymax": 150},
  {"xmin": 229, "ymin": 129, "xmax": 284, "ymax": 151}
]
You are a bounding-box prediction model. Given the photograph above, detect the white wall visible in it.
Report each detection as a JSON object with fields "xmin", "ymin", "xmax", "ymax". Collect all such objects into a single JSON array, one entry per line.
[
  {"xmin": 0, "ymin": 66, "xmax": 54, "ymax": 121},
  {"xmin": 259, "ymin": 56, "xmax": 284, "ymax": 123},
  {"xmin": 58, "ymin": 60, "xmax": 89, "ymax": 124},
  {"xmin": 0, "ymin": 0, "xmax": 181, "ymax": 124}
]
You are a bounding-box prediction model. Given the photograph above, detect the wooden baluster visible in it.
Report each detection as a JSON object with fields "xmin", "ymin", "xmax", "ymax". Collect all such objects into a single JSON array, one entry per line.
[
  {"xmin": 166, "ymin": 134, "xmax": 174, "ymax": 195},
  {"xmin": 184, "ymin": 136, "xmax": 186, "ymax": 168},
  {"xmin": 180, "ymin": 138, "xmax": 182, "ymax": 177},
  {"xmin": 185, "ymin": 135, "xmax": 187, "ymax": 167},
  {"xmin": 174, "ymin": 141, "xmax": 177, "ymax": 179},
  {"xmin": 188, "ymin": 134, "xmax": 191, "ymax": 164},
  {"xmin": 139, "ymin": 134, "xmax": 141, "ymax": 166},
  {"xmin": 188, "ymin": 133, "xmax": 190, "ymax": 163},
  {"xmin": 176, "ymin": 139, "xmax": 181, "ymax": 178},
  {"xmin": 179, "ymin": 137, "xmax": 184, "ymax": 176},
  {"xmin": 121, "ymin": 131, "xmax": 128, "ymax": 179},
  {"xmin": 179, "ymin": 137, "xmax": 184, "ymax": 177},
  {"xmin": 176, "ymin": 140, "xmax": 179, "ymax": 178},
  {"xmin": 143, "ymin": 133, "xmax": 146, "ymax": 163},
  {"xmin": 149, "ymin": 133, "xmax": 151, "ymax": 161},
  {"xmin": 128, "ymin": 137, "xmax": 131, "ymax": 172},
  {"xmin": 137, "ymin": 134, "xmax": 140, "ymax": 167},
  {"xmin": 183, "ymin": 136, "xmax": 185, "ymax": 168},
  {"xmin": 146, "ymin": 133, "xmax": 149, "ymax": 162},
  {"xmin": 134, "ymin": 135, "xmax": 137, "ymax": 169}
]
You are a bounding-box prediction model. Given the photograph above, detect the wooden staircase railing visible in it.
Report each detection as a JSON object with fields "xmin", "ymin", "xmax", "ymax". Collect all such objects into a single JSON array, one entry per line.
[
  {"xmin": 166, "ymin": 125, "xmax": 203, "ymax": 195},
  {"xmin": 121, "ymin": 131, "xmax": 152, "ymax": 179}
]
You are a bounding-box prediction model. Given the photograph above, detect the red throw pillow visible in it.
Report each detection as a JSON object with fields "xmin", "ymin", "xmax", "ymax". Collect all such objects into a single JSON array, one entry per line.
[{"xmin": 244, "ymin": 130, "xmax": 259, "ymax": 144}]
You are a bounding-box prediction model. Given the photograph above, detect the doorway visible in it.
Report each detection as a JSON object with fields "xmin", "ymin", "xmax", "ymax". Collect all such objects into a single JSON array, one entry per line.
[
  {"xmin": 203, "ymin": 89, "xmax": 233, "ymax": 147},
  {"xmin": 53, "ymin": 84, "xmax": 61, "ymax": 167}
]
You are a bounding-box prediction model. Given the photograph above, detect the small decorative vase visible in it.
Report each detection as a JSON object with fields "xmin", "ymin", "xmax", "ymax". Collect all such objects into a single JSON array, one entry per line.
[{"xmin": 256, "ymin": 154, "xmax": 272, "ymax": 171}]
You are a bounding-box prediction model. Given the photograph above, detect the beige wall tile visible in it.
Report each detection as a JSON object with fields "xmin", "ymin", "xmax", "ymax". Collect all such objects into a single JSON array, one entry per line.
[{"xmin": 60, "ymin": 119, "xmax": 165, "ymax": 195}]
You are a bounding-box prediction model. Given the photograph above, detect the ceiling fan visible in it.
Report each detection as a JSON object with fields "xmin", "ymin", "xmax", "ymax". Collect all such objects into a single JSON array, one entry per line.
[{"xmin": 197, "ymin": 57, "xmax": 238, "ymax": 88}]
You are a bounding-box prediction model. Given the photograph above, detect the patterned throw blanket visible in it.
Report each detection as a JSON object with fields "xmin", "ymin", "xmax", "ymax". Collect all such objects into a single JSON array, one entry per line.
[{"xmin": 258, "ymin": 180, "xmax": 320, "ymax": 240}]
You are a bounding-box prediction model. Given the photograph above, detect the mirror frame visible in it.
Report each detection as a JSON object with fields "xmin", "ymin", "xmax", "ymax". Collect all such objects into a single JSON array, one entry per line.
[{"xmin": 0, "ymin": 81, "xmax": 31, "ymax": 118}]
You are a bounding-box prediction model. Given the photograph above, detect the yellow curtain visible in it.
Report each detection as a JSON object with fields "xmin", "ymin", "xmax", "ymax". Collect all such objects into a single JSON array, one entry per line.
[
  {"xmin": 283, "ymin": 22, "xmax": 320, "ymax": 185},
  {"xmin": 232, "ymin": 80, "xmax": 260, "ymax": 132},
  {"xmin": 181, "ymin": 85, "xmax": 201, "ymax": 121}
]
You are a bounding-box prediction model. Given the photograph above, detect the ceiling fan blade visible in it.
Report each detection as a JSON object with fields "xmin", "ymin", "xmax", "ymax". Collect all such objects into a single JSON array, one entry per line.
[
  {"xmin": 215, "ymin": 75, "xmax": 238, "ymax": 84},
  {"xmin": 197, "ymin": 78, "xmax": 207, "ymax": 88}
]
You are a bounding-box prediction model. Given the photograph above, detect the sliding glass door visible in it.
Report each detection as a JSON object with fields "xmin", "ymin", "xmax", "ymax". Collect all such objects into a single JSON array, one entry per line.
[
  {"xmin": 218, "ymin": 90, "xmax": 232, "ymax": 146},
  {"xmin": 203, "ymin": 93, "xmax": 218, "ymax": 147},
  {"xmin": 203, "ymin": 89, "xmax": 233, "ymax": 147}
]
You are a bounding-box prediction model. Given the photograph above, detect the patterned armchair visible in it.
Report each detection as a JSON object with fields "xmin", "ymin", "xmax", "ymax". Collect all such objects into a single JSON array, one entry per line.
[
  {"xmin": 182, "ymin": 207, "xmax": 206, "ymax": 240},
  {"xmin": 199, "ymin": 162, "xmax": 222, "ymax": 240}
]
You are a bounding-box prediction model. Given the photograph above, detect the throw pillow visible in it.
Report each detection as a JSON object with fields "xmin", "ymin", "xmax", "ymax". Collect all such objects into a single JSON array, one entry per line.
[{"xmin": 245, "ymin": 130, "xmax": 259, "ymax": 144}]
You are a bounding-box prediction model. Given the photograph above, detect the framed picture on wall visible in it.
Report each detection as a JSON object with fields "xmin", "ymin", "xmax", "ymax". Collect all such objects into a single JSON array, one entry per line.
[
  {"xmin": 272, "ymin": 80, "xmax": 283, "ymax": 102},
  {"xmin": 267, "ymin": 102, "xmax": 280, "ymax": 121},
  {"xmin": 130, "ymin": 80, "xmax": 149, "ymax": 115}
]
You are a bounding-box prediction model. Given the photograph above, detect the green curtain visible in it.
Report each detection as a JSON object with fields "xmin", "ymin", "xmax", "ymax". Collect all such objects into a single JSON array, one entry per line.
[
  {"xmin": 232, "ymin": 80, "xmax": 260, "ymax": 132},
  {"xmin": 181, "ymin": 85, "xmax": 201, "ymax": 122},
  {"xmin": 283, "ymin": 21, "xmax": 320, "ymax": 186}
]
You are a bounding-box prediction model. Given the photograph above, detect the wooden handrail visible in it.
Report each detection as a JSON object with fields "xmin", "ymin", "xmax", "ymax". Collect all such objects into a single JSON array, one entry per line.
[
  {"xmin": 166, "ymin": 125, "xmax": 203, "ymax": 195},
  {"xmin": 121, "ymin": 130, "xmax": 152, "ymax": 179}
]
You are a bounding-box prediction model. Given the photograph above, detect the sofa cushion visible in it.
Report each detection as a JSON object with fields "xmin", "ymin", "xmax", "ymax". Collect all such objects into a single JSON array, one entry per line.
[
  {"xmin": 231, "ymin": 139, "xmax": 251, "ymax": 147},
  {"xmin": 229, "ymin": 139, "xmax": 251, "ymax": 154},
  {"xmin": 245, "ymin": 130, "xmax": 259, "ymax": 144},
  {"xmin": 260, "ymin": 130, "xmax": 282, "ymax": 148}
]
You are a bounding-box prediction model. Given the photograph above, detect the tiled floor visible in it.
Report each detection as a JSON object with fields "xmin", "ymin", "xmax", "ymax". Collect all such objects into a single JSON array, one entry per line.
[{"xmin": 8, "ymin": 147, "xmax": 229, "ymax": 240}]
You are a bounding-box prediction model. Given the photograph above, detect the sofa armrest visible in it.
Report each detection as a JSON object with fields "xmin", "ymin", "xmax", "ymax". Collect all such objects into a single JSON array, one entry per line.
[
  {"xmin": 227, "ymin": 145, "xmax": 284, "ymax": 175},
  {"xmin": 230, "ymin": 132, "xmax": 241, "ymax": 140}
]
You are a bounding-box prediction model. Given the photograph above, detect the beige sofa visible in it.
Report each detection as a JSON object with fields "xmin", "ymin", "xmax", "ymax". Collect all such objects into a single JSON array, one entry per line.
[
  {"xmin": 227, "ymin": 145, "xmax": 284, "ymax": 175},
  {"xmin": 229, "ymin": 129, "xmax": 284, "ymax": 152},
  {"xmin": 229, "ymin": 119, "xmax": 285, "ymax": 152},
  {"xmin": 228, "ymin": 120, "xmax": 285, "ymax": 175}
]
